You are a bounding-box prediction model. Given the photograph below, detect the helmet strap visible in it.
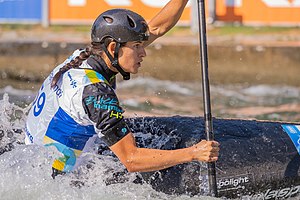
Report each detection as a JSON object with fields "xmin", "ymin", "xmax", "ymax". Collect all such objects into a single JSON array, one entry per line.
[{"xmin": 101, "ymin": 42, "xmax": 130, "ymax": 80}]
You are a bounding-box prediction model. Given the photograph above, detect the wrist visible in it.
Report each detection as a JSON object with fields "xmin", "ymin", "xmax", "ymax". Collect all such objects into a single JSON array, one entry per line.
[{"xmin": 189, "ymin": 145, "xmax": 197, "ymax": 161}]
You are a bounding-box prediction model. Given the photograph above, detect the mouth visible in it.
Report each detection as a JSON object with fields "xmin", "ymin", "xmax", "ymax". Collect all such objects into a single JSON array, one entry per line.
[{"xmin": 137, "ymin": 60, "xmax": 143, "ymax": 67}]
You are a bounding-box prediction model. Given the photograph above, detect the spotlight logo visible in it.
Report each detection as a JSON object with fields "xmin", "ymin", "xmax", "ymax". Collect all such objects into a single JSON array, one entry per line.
[{"xmin": 217, "ymin": 175, "xmax": 251, "ymax": 191}]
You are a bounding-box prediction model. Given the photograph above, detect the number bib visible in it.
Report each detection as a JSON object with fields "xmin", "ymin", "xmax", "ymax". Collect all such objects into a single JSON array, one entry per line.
[{"xmin": 25, "ymin": 50, "xmax": 106, "ymax": 146}]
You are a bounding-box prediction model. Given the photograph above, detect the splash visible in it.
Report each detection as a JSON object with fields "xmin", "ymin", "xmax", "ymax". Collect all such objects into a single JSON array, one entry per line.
[
  {"xmin": 0, "ymin": 93, "xmax": 28, "ymax": 155},
  {"xmin": 0, "ymin": 93, "xmax": 29, "ymax": 130},
  {"xmin": 0, "ymin": 93, "xmax": 213, "ymax": 200}
]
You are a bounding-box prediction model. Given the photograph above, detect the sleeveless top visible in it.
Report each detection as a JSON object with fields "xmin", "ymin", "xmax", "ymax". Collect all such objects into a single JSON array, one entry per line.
[{"xmin": 25, "ymin": 50, "xmax": 130, "ymax": 152}]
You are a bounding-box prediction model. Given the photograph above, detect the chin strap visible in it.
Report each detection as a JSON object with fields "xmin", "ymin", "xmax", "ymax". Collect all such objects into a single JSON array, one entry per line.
[{"xmin": 101, "ymin": 43, "xmax": 130, "ymax": 80}]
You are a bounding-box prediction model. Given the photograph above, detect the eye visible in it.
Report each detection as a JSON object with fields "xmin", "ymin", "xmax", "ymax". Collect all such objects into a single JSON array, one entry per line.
[{"xmin": 133, "ymin": 43, "xmax": 143, "ymax": 49}]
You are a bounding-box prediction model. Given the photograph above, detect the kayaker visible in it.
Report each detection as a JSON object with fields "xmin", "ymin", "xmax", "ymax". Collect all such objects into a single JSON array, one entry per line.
[{"xmin": 25, "ymin": 0, "xmax": 219, "ymax": 178}]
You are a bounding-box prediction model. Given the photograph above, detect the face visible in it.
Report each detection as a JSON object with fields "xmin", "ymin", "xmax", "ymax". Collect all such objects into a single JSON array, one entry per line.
[{"xmin": 117, "ymin": 41, "xmax": 147, "ymax": 74}]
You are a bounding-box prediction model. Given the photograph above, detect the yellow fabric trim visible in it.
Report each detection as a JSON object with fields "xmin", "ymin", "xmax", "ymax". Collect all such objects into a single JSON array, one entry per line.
[
  {"xmin": 74, "ymin": 149, "xmax": 82, "ymax": 157},
  {"xmin": 44, "ymin": 135, "xmax": 82, "ymax": 156},
  {"xmin": 52, "ymin": 159, "xmax": 65, "ymax": 171},
  {"xmin": 43, "ymin": 135, "xmax": 55, "ymax": 144},
  {"xmin": 85, "ymin": 69, "xmax": 101, "ymax": 84},
  {"xmin": 84, "ymin": 69, "xmax": 109, "ymax": 85}
]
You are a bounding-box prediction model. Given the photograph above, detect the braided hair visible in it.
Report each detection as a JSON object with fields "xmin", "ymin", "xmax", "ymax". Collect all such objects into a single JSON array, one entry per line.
[{"xmin": 51, "ymin": 38, "xmax": 115, "ymax": 88}]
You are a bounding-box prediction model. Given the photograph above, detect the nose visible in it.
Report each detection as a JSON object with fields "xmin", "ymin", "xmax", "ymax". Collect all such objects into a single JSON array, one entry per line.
[{"xmin": 140, "ymin": 47, "xmax": 146, "ymax": 57}]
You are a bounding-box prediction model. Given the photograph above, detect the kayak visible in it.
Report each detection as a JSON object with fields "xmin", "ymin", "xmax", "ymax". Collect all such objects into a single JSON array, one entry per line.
[
  {"xmin": 2, "ymin": 116, "xmax": 299, "ymax": 199},
  {"xmin": 121, "ymin": 116, "xmax": 300, "ymax": 199}
]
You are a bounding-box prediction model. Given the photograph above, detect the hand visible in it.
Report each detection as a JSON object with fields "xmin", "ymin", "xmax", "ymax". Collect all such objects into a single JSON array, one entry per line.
[{"xmin": 191, "ymin": 140, "xmax": 220, "ymax": 162}]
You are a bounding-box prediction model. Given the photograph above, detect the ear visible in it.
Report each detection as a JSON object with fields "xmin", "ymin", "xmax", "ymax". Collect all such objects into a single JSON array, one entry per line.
[{"xmin": 107, "ymin": 41, "xmax": 116, "ymax": 57}]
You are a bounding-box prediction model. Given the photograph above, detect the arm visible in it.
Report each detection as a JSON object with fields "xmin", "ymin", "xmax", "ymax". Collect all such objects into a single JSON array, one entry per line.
[
  {"xmin": 144, "ymin": 0, "xmax": 189, "ymax": 46},
  {"xmin": 110, "ymin": 132, "xmax": 219, "ymax": 172},
  {"xmin": 82, "ymin": 81, "xmax": 219, "ymax": 173}
]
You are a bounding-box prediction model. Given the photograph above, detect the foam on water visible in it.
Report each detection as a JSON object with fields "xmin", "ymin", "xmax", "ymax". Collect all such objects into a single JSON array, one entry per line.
[
  {"xmin": 118, "ymin": 77, "xmax": 197, "ymax": 96},
  {"xmin": 0, "ymin": 144, "xmax": 169, "ymax": 200},
  {"xmin": 241, "ymin": 85, "xmax": 300, "ymax": 97},
  {"xmin": 2, "ymin": 79, "xmax": 300, "ymax": 199},
  {"xmin": 117, "ymin": 77, "xmax": 300, "ymax": 104},
  {"xmin": 0, "ymin": 93, "xmax": 216, "ymax": 200},
  {"xmin": 116, "ymin": 78, "xmax": 300, "ymax": 120},
  {"xmin": 0, "ymin": 86, "xmax": 36, "ymax": 106}
]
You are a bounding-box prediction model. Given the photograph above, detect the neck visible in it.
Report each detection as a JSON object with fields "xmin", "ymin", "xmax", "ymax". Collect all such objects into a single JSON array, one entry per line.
[{"xmin": 102, "ymin": 56, "xmax": 119, "ymax": 73}]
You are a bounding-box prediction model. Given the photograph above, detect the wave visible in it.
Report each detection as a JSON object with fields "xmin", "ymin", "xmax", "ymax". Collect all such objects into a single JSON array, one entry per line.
[
  {"xmin": 0, "ymin": 93, "xmax": 211, "ymax": 200},
  {"xmin": 1, "ymin": 94, "xmax": 300, "ymax": 199}
]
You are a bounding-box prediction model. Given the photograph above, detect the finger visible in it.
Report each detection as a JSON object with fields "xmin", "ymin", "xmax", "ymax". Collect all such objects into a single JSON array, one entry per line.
[
  {"xmin": 212, "ymin": 146, "xmax": 220, "ymax": 152},
  {"xmin": 208, "ymin": 158, "xmax": 218, "ymax": 162},
  {"xmin": 208, "ymin": 145, "xmax": 219, "ymax": 153},
  {"xmin": 209, "ymin": 155, "xmax": 218, "ymax": 162},
  {"xmin": 211, "ymin": 141, "xmax": 220, "ymax": 147},
  {"xmin": 210, "ymin": 152, "xmax": 219, "ymax": 157}
]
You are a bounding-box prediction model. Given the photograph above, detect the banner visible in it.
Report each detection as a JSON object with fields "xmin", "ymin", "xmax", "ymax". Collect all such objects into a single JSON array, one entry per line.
[
  {"xmin": 216, "ymin": 0, "xmax": 300, "ymax": 25},
  {"xmin": 49, "ymin": 0, "xmax": 300, "ymax": 26},
  {"xmin": 49, "ymin": 0, "xmax": 191, "ymax": 25},
  {"xmin": 1, "ymin": 0, "xmax": 299, "ymax": 26},
  {"xmin": 0, "ymin": 0, "xmax": 41, "ymax": 23}
]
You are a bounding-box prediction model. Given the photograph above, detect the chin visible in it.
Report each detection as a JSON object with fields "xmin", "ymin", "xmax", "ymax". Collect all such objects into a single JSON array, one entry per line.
[{"xmin": 131, "ymin": 68, "xmax": 139, "ymax": 74}]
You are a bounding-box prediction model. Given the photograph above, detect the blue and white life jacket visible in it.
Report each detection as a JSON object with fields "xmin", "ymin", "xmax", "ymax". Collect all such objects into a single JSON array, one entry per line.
[{"xmin": 25, "ymin": 50, "xmax": 109, "ymax": 152}]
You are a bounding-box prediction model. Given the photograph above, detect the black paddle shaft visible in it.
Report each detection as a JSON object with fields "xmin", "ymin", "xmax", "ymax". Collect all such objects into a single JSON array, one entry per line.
[{"xmin": 196, "ymin": 0, "xmax": 218, "ymax": 196}]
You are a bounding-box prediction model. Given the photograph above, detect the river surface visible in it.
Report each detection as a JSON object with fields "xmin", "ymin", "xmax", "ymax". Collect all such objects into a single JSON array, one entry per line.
[
  {"xmin": 2, "ymin": 77, "xmax": 300, "ymax": 121},
  {"xmin": 0, "ymin": 83, "xmax": 219, "ymax": 200},
  {"xmin": 1, "ymin": 40, "xmax": 300, "ymax": 199},
  {"xmin": 1, "ymin": 78, "xmax": 300, "ymax": 199}
]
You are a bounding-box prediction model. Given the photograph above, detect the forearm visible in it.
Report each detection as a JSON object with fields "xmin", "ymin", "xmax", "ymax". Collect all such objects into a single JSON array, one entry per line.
[
  {"xmin": 125, "ymin": 147, "xmax": 194, "ymax": 172},
  {"xmin": 110, "ymin": 133, "xmax": 195, "ymax": 172},
  {"xmin": 110, "ymin": 133, "xmax": 219, "ymax": 173},
  {"xmin": 145, "ymin": 0, "xmax": 189, "ymax": 45}
]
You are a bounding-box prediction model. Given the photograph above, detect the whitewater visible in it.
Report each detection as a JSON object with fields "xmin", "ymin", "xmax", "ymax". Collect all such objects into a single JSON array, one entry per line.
[{"xmin": 1, "ymin": 78, "xmax": 300, "ymax": 200}]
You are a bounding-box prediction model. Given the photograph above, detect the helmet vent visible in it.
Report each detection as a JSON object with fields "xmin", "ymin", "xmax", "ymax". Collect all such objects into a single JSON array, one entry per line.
[
  {"xmin": 127, "ymin": 15, "xmax": 136, "ymax": 28},
  {"xmin": 103, "ymin": 16, "xmax": 113, "ymax": 24}
]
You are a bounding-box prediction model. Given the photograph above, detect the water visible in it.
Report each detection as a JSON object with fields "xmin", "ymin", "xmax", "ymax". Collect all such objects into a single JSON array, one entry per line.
[
  {"xmin": 1, "ymin": 77, "xmax": 300, "ymax": 199},
  {"xmin": 0, "ymin": 144, "xmax": 205, "ymax": 200},
  {"xmin": 116, "ymin": 77, "xmax": 300, "ymax": 122},
  {"xmin": 0, "ymin": 86, "xmax": 217, "ymax": 200}
]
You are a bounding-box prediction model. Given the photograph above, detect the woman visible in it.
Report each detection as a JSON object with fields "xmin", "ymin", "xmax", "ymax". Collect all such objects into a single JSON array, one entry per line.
[{"xmin": 25, "ymin": 0, "xmax": 219, "ymax": 178}]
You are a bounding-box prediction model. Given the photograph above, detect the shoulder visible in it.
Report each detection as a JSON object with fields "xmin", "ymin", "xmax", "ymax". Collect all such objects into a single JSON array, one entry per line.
[
  {"xmin": 82, "ymin": 82, "xmax": 116, "ymax": 98},
  {"xmin": 64, "ymin": 49, "xmax": 85, "ymax": 64}
]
